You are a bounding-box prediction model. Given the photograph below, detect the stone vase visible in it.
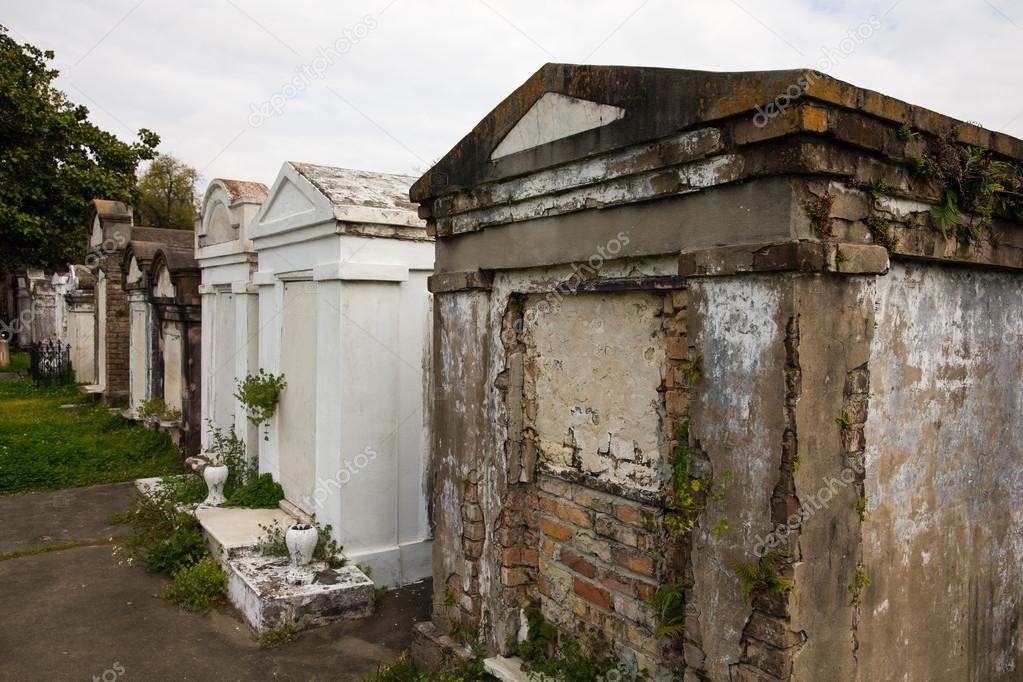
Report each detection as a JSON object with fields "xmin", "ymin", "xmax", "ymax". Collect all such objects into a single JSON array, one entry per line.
[
  {"xmin": 202, "ymin": 464, "xmax": 229, "ymax": 506},
  {"xmin": 286, "ymin": 524, "xmax": 318, "ymax": 566}
]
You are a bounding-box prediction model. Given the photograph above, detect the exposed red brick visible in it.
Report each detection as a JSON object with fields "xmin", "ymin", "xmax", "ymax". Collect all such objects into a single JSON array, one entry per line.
[
  {"xmin": 635, "ymin": 580, "xmax": 657, "ymax": 602},
  {"xmin": 667, "ymin": 335, "xmax": 688, "ymax": 360},
  {"xmin": 614, "ymin": 504, "xmax": 651, "ymax": 528},
  {"xmin": 501, "ymin": 567, "xmax": 530, "ymax": 587},
  {"xmin": 555, "ymin": 501, "xmax": 592, "ymax": 528},
  {"xmin": 462, "ymin": 504, "xmax": 483, "ymax": 523},
  {"xmin": 540, "ymin": 518, "xmax": 573, "ymax": 541},
  {"xmin": 560, "ymin": 549, "xmax": 596, "ymax": 579},
  {"xmin": 597, "ymin": 568, "xmax": 637, "ymax": 597},
  {"xmin": 464, "ymin": 540, "xmax": 484, "ymax": 559},
  {"xmin": 502, "ymin": 547, "xmax": 521, "ymax": 566},
  {"xmin": 496, "ymin": 526, "xmax": 523, "ymax": 546},
  {"xmin": 612, "ymin": 546, "xmax": 656, "ymax": 577},
  {"xmin": 573, "ymin": 577, "xmax": 612, "ymax": 610},
  {"xmin": 463, "ymin": 522, "xmax": 485, "ymax": 542}
]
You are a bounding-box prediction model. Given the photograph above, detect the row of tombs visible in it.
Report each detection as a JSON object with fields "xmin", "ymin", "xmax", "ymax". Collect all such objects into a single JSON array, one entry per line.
[{"xmin": 13, "ymin": 64, "xmax": 1023, "ymax": 680}]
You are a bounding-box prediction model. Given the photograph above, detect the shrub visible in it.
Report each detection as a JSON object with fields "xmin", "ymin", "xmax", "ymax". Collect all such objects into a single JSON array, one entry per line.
[
  {"xmin": 161, "ymin": 556, "xmax": 227, "ymax": 612},
  {"xmin": 364, "ymin": 650, "xmax": 493, "ymax": 682},
  {"xmin": 205, "ymin": 420, "xmax": 256, "ymax": 496},
  {"xmin": 732, "ymin": 553, "xmax": 795, "ymax": 602},
  {"xmin": 258, "ymin": 622, "xmax": 298, "ymax": 649},
  {"xmin": 224, "ymin": 473, "xmax": 284, "ymax": 508},
  {"xmin": 517, "ymin": 608, "xmax": 625, "ymax": 682},
  {"xmin": 234, "ymin": 370, "xmax": 286, "ymax": 440},
  {"xmin": 114, "ymin": 475, "xmax": 209, "ymax": 573},
  {"xmin": 137, "ymin": 397, "xmax": 181, "ymax": 422}
]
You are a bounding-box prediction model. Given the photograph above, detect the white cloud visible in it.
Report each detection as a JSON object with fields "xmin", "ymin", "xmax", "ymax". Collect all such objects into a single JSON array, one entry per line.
[{"xmin": 5, "ymin": 0, "xmax": 1022, "ymax": 189}]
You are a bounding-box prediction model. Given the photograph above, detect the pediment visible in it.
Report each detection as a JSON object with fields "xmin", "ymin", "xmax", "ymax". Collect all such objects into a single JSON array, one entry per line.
[
  {"xmin": 250, "ymin": 165, "xmax": 334, "ymax": 238},
  {"xmin": 491, "ymin": 92, "xmax": 626, "ymax": 160},
  {"xmin": 90, "ymin": 216, "xmax": 104, "ymax": 248},
  {"xmin": 126, "ymin": 256, "xmax": 144, "ymax": 285},
  {"xmin": 202, "ymin": 200, "xmax": 236, "ymax": 244},
  {"xmin": 153, "ymin": 265, "xmax": 175, "ymax": 298}
]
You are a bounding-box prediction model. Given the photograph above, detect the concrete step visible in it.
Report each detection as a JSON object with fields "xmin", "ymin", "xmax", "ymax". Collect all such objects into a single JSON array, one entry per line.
[
  {"xmin": 484, "ymin": 656, "xmax": 550, "ymax": 682},
  {"xmin": 194, "ymin": 506, "xmax": 296, "ymax": 563}
]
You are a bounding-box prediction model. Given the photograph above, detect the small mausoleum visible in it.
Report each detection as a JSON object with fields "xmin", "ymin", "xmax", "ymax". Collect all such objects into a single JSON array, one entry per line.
[
  {"xmin": 195, "ymin": 178, "xmax": 269, "ymax": 456},
  {"xmin": 409, "ymin": 64, "xmax": 1023, "ymax": 680},
  {"xmin": 54, "ymin": 265, "xmax": 97, "ymax": 383},
  {"xmin": 248, "ymin": 162, "xmax": 434, "ymax": 586},
  {"xmin": 122, "ymin": 237, "xmax": 201, "ymax": 452},
  {"xmin": 85, "ymin": 200, "xmax": 194, "ymax": 406}
]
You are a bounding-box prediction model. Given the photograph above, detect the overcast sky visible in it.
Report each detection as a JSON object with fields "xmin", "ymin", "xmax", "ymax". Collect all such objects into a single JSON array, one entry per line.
[{"xmin": 4, "ymin": 0, "xmax": 1022, "ymax": 193}]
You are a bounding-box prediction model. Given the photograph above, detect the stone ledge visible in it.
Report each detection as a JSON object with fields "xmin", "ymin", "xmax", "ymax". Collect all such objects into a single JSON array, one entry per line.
[
  {"xmin": 678, "ymin": 241, "xmax": 890, "ymax": 278},
  {"xmin": 428, "ymin": 270, "xmax": 493, "ymax": 294},
  {"xmin": 484, "ymin": 656, "xmax": 553, "ymax": 682},
  {"xmin": 194, "ymin": 506, "xmax": 296, "ymax": 564}
]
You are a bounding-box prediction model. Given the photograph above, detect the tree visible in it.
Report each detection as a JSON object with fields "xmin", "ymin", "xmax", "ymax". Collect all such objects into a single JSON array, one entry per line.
[
  {"xmin": 134, "ymin": 154, "xmax": 200, "ymax": 229},
  {"xmin": 0, "ymin": 24, "xmax": 159, "ymax": 272}
]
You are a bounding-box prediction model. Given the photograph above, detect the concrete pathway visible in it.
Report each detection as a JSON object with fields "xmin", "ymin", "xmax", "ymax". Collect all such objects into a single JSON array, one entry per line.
[{"xmin": 0, "ymin": 483, "xmax": 431, "ymax": 681}]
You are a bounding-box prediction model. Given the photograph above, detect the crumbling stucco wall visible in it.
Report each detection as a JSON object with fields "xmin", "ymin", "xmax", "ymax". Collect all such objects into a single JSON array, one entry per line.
[
  {"xmin": 526, "ymin": 292, "xmax": 666, "ymax": 493},
  {"xmin": 859, "ymin": 262, "xmax": 1023, "ymax": 681},
  {"xmin": 686, "ymin": 276, "xmax": 787, "ymax": 679}
]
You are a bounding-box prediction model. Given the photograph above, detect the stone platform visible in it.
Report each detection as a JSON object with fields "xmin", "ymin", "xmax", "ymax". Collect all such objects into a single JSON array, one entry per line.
[
  {"xmin": 134, "ymin": 477, "xmax": 376, "ymax": 636},
  {"xmin": 228, "ymin": 551, "xmax": 374, "ymax": 634}
]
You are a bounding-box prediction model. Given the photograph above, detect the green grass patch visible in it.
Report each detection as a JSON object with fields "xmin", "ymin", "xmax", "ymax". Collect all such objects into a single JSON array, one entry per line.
[
  {"xmin": 0, "ymin": 351, "xmax": 29, "ymax": 373},
  {"xmin": 0, "ymin": 378, "xmax": 181, "ymax": 494}
]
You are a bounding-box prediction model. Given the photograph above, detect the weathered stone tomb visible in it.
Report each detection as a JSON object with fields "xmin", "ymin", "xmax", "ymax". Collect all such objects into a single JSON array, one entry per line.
[{"xmin": 410, "ymin": 64, "xmax": 1023, "ymax": 680}]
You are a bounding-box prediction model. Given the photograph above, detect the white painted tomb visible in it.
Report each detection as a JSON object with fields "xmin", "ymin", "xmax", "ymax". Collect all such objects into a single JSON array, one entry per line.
[
  {"xmin": 196, "ymin": 179, "xmax": 269, "ymax": 459},
  {"xmin": 249, "ymin": 162, "xmax": 434, "ymax": 587}
]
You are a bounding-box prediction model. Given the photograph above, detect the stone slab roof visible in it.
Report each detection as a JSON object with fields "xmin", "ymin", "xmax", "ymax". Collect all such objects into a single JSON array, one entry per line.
[
  {"xmin": 291, "ymin": 162, "xmax": 419, "ymax": 217},
  {"xmin": 220, "ymin": 179, "xmax": 269, "ymax": 201},
  {"xmin": 411, "ymin": 63, "xmax": 1023, "ymax": 203},
  {"xmin": 152, "ymin": 246, "xmax": 199, "ymax": 274},
  {"xmin": 131, "ymin": 226, "xmax": 195, "ymax": 249}
]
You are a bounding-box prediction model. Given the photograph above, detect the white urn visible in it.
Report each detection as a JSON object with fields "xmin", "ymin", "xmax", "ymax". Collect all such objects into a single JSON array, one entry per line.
[
  {"xmin": 202, "ymin": 464, "xmax": 229, "ymax": 506},
  {"xmin": 286, "ymin": 524, "xmax": 318, "ymax": 566}
]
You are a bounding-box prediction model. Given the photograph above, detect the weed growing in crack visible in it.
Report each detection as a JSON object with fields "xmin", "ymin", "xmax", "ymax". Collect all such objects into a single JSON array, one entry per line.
[{"xmin": 732, "ymin": 553, "xmax": 794, "ymax": 602}]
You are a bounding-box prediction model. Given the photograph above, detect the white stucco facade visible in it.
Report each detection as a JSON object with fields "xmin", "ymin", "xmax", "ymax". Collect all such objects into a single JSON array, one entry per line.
[
  {"xmin": 197, "ymin": 179, "xmax": 269, "ymax": 457},
  {"xmin": 249, "ymin": 162, "xmax": 434, "ymax": 587}
]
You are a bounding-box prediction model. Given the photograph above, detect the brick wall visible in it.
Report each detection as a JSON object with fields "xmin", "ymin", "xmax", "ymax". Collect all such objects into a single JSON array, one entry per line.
[
  {"xmin": 535, "ymin": 474, "xmax": 662, "ymax": 672},
  {"xmin": 101, "ymin": 262, "xmax": 130, "ymax": 400}
]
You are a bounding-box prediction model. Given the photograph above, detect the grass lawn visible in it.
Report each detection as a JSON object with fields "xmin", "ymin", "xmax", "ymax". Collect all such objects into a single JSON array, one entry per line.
[
  {"xmin": 0, "ymin": 379, "xmax": 182, "ymax": 494},
  {"xmin": 0, "ymin": 351, "xmax": 30, "ymax": 373}
]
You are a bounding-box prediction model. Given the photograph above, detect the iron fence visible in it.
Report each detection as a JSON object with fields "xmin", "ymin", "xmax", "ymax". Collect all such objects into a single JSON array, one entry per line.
[{"xmin": 29, "ymin": 340, "xmax": 73, "ymax": 387}]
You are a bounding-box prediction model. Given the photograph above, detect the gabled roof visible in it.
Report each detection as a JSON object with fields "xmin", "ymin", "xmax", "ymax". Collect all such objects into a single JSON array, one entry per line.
[
  {"xmin": 291, "ymin": 162, "xmax": 419, "ymax": 215},
  {"xmin": 251, "ymin": 162, "xmax": 425, "ymax": 238},
  {"xmin": 410, "ymin": 63, "xmax": 1023, "ymax": 203}
]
